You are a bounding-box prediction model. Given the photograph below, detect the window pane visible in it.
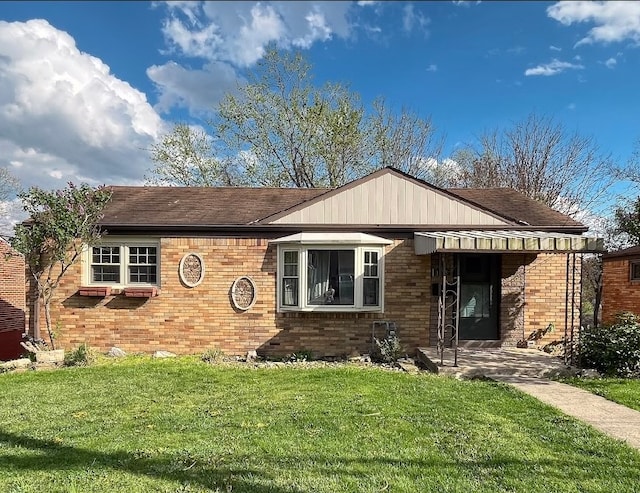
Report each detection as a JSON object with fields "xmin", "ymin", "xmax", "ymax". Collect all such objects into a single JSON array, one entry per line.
[
  {"xmin": 129, "ymin": 266, "xmax": 157, "ymax": 284},
  {"xmin": 130, "ymin": 246, "xmax": 157, "ymax": 264},
  {"xmin": 284, "ymin": 251, "xmax": 298, "ymax": 264},
  {"xmin": 92, "ymin": 265, "xmax": 120, "ymax": 283},
  {"xmin": 632, "ymin": 262, "xmax": 640, "ymax": 280},
  {"xmin": 307, "ymin": 250, "xmax": 354, "ymax": 305},
  {"xmin": 460, "ymin": 284, "xmax": 491, "ymax": 318},
  {"xmin": 282, "ymin": 278, "xmax": 298, "ymax": 306},
  {"xmin": 363, "ymin": 278, "xmax": 379, "ymax": 306},
  {"xmin": 284, "ymin": 264, "xmax": 297, "ymax": 277}
]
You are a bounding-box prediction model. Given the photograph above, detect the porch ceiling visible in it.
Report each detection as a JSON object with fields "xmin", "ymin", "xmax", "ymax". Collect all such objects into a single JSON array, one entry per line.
[{"xmin": 414, "ymin": 230, "xmax": 604, "ymax": 255}]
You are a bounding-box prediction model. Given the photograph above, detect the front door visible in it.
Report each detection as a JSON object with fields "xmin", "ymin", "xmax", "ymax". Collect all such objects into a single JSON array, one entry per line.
[{"xmin": 458, "ymin": 254, "xmax": 500, "ymax": 340}]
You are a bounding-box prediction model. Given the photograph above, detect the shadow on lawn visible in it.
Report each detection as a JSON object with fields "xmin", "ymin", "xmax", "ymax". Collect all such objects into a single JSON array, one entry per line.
[
  {"xmin": 1, "ymin": 429, "xmax": 639, "ymax": 491},
  {"xmin": 0, "ymin": 430, "xmax": 290, "ymax": 493}
]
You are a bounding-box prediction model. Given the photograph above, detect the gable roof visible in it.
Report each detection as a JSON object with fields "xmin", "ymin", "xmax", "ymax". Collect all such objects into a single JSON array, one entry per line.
[
  {"xmin": 257, "ymin": 167, "xmax": 511, "ymax": 226},
  {"xmin": 99, "ymin": 168, "xmax": 587, "ymax": 232},
  {"xmin": 449, "ymin": 188, "xmax": 585, "ymax": 229}
]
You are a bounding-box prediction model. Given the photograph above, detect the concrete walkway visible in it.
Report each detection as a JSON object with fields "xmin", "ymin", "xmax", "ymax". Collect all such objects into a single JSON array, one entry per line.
[{"xmin": 494, "ymin": 375, "xmax": 640, "ymax": 451}]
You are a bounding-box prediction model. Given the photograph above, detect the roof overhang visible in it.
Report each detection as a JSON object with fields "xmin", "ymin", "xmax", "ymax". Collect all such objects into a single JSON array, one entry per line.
[
  {"xmin": 270, "ymin": 232, "xmax": 393, "ymax": 245},
  {"xmin": 414, "ymin": 230, "xmax": 604, "ymax": 255}
]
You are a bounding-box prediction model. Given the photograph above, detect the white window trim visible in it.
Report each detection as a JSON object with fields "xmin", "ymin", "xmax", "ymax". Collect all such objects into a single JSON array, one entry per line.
[
  {"xmin": 276, "ymin": 244, "xmax": 385, "ymax": 313},
  {"xmin": 83, "ymin": 237, "xmax": 161, "ymax": 289}
]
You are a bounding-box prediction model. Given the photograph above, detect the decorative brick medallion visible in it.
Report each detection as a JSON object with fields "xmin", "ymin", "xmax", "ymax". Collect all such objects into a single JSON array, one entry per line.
[
  {"xmin": 179, "ymin": 253, "xmax": 205, "ymax": 287},
  {"xmin": 231, "ymin": 276, "xmax": 257, "ymax": 310}
]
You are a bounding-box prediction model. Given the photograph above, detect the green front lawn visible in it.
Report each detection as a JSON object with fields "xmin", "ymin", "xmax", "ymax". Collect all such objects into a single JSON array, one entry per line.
[
  {"xmin": 1, "ymin": 357, "xmax": 639, "ymax": 492},
  {"xmin": 562, "ymin": 377, "xmax": 640, "ymax": 412}
]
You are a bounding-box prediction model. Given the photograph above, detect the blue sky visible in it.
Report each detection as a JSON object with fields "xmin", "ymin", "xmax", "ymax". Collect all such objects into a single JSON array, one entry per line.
[{"xmin": 0, "ymin": 1, "xmax": 639, "ymax": 227}]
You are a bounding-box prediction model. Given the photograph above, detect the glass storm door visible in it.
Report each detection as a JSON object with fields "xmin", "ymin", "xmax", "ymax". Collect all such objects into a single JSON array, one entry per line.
[{"xmin": 458, "ymin": 254, "xmax": 500, "ymax": 340}]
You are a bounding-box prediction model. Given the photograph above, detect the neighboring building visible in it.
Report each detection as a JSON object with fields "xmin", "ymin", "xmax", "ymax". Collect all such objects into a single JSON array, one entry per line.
[
  {"xmin": 602, "ymin": 246, "xmax": 640, "ymax": 324},
  {"xmin": 27, "ymin": 168, "xmax": 602, "ymax": 358},
  {"xmin": 0, "ymin": 237, "xmax": 26, "ymax": 360}
]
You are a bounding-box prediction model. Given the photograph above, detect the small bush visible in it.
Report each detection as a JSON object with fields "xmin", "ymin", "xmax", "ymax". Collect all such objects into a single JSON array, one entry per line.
[
  {"xmin": 580, "ymin": 312, "xmax": 640, "ymax": 377},
  {"xmin": 371, "ymin": 333, "xmax": 404, "ymax": 364},
  {"xmin": 201, "ymin": 348, "xmax": 225, "ymax": 364},
  {"xmin": 288, "ymin": 350, "xmax": 314, "ymax": 362},
  {"xmin": 64, "ymin": 343, "xmax": 97, "ymax": 367}
]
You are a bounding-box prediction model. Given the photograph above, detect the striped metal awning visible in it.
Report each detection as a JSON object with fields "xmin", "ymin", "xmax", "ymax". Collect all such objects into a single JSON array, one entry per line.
[{"xmin": 414, "ymin": 230, "xmax": 604, "ymax": 255}]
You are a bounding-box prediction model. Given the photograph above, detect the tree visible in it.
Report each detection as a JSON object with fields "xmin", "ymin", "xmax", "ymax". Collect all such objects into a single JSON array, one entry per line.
[
  {"xmin": 614, "ymin": 195, "xmax": 640, "ymax": 245},
  {"xmin": 11, "ymin": 183, "xmax": 112, "ymax": 348},
  {"xmin": 614, "ymin": 136, "xmax": 640, "ymax": 187},
  {"xmin": 452, "ymin": 113, "xmax": 614, "ymax": 216},
  {"xmin": 148, "ymin": 47, "xmax": 442, "ymax": 188},
  {"xmin": 147, "ymin": 124, "xmax": 232, "ymax": 186},
  {"xmin": 0, "ymin": 166, "xmax": 20, "ymax": 235},
  {"xmin": 0, "ymin": 166, "xmax": 19, "ymax": 201}
]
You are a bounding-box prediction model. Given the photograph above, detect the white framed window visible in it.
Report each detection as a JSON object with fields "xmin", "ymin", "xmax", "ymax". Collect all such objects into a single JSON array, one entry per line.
[
  {"xmin": 277, "ymin": 244, "xmax": 385, "ymax": 312},
  {"xmin": 85, "ymin": 239, "xmax": 160, "ymax": 288}
]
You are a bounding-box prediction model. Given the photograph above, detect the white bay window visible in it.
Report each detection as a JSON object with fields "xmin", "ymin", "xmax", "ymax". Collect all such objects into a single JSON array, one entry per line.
[{"xmin": 273, "ymin": 233, "xmax": 391, "ymax": 312}]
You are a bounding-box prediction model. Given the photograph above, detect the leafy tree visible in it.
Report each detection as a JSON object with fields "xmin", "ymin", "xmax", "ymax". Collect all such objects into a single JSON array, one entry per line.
[
  {"xmin": 452, "ymin": 113, "xmax": 614, "ymax": 215},
  {"xmin": 614, "ymin": 195, "xmax": 640, "ymax": 246},
  {"xmin": 148, "ymin": 47, "xmax": 442, "ymax": 188},
  {"xmin": 11, "ymin": 183, "xmax": 112, "ymax": 348},
  {"xmin": 147, "ymin": 124, "xmax": 232, "ymax": 186}
]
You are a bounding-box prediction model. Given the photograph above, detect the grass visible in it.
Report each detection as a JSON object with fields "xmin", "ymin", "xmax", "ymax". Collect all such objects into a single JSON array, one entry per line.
[
  {"xmin": 1, "ymin": 357, "xmax": 639, "ymax": 493},
  {"xmin": 562, "ymin": 377, "xmax": 640, "ymax": 412}
]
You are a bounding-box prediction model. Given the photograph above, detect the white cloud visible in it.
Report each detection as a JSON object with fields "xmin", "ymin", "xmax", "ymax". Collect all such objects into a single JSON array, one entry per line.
[
  {"xmin": 547, "ymin": 1, "xmax": 640, "ymax": 46},
  {"xmin": 0, "ymin": 19, "xmax": 166, "ymax": 191},
  {"xmin": 452, "ymin": 1, "xmax": 481, "ymax": 7},
  {"xmin": 153, "ymin": 2, "xmax": 356, "ymax": 114},
  {"xmin": 161, "ymin": 2, "xmax": 354, "ymax": 67},
  {"xmin": 147, "ymin": 61, "xmax": 240, "ymax": 115},
  {"xmin": 426, "ymin": 64, "xmax": 438, "ymax": 72},
  {"xmin": 604, "ymin": 57, "xmax": 617, "ymax": 68},
  {"xmin": 550, "ymin": 45, "xmax": 562, "ymax": 51},
  {"xmin": 567, "ymin": 102, "xmax": 576, "ymax": 110},
  {"xmin": 0, "ymin": 198, "xmax": 25, "ymax": 237},
  {"xmin": 524, "ymin": 58, "xmax": 584, "ymax": 76},
  {"xmin": 402, "ymin": 4, "xmax": 430, "ymax": 34}
]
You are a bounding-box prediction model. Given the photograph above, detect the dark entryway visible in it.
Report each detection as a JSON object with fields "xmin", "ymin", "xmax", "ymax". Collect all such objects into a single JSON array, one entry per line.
[{"xmin": 458, "ymin": 254, "xmax": 500, "ymax": 340}]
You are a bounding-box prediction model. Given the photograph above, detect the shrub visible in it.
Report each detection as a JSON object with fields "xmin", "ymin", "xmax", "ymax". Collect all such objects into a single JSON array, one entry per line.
[
  {"xmin": 579, "ymin": 312, "xmax": 640, "ymax": 377},
  {"xmin": 288, "ymin": 350, "xmax": 314, "ymax": 362},
  {"xmin": 201, "ymin": 348, "xmax": 225, "ymax": 364},
  {"xmin": 371, "ymin": 333, "xmax": 404, "ymax": 364},
  {"xmin": 64, "ymin": 343, "xmax": 97, "ymax": 367}
]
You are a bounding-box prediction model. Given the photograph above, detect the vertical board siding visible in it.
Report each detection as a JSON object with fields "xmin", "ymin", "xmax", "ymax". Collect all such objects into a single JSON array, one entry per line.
[{"xmin": 273, "ymin": 174, "xmax": 508, "ymax": 225}]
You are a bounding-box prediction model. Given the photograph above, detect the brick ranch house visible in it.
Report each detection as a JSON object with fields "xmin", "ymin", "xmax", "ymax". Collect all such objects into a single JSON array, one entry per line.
[
  {"xmin": 602, "ymin": 246, "xmax": 640, "ymax": 324},
  {"xmin": 27, "ymin": 167, "xmax": 603, "ymax": 358},
  {"xmin": 1, "ymin": 237, "xmax": 26, "ymax": 360}
]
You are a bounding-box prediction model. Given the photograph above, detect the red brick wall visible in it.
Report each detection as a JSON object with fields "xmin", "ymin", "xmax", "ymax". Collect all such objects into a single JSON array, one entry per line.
[
  {"xmin": 602, "ymin": 255, "xmax": 640, "ymax": 324},
  {"xmin": 29, "ymin": 236, "xmax": 577, "ymax": 357},
  {"xmin": 0, "ymin": 239, "xmax": 25, "ymax": 334}
]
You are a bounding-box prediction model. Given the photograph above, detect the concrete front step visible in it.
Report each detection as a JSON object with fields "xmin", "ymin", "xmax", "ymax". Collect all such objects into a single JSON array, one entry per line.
[{"xmin": 416, "ymin": 347, "xmax": 571, "ymax": 380}]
